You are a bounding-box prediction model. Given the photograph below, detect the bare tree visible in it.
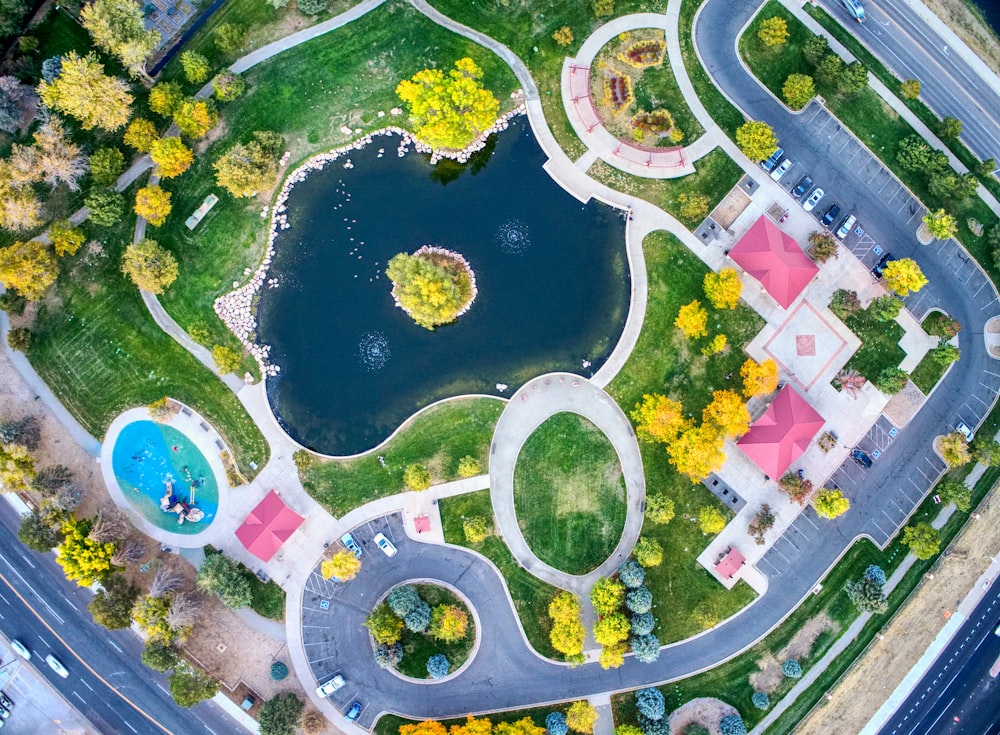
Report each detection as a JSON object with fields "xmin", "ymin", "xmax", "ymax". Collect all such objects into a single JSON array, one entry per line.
[
  {"xmin": 89, "ymin": 508, "xmax": 130, "ymax": 543},
  {"xmin": 166, "ymin": 591, "xmax": 202, "ymax": 630},
  {"xmin": 301, "ymin": 710, "xmax": 327, "ymax": 735},
  {"xmin": 33, "ymin": 118, "xmax": 88, "ymax": 191},
  {"xmin": 49, "ymin": 482, "xmax": 83, "ymax": 511},
  {"xmin": 834, "ymin": 368, "xmax": 866, "ymax": 399},
  {"xmin": 6, "ymin": 143, "xmax": 39, "ymax": 188},
  {"xmin": 111, "ymin": 537, "xmax": 145, "ymax": 566},
  {"xmin": 34, "ymin": 464, "xmax": 74, "ymax": 495},
  {"xmin": 149, "ymin": 566, "xmax": 183, "ymax": 598}
]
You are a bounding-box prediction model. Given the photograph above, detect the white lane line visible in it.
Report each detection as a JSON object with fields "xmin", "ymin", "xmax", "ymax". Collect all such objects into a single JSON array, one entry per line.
[
  {"xmin": 0, "ymin": 592, "xmax": 8, "ymax": 605},
  {"xmin": 81, "ymin": 679, "xmax": 94, "ymax": 691},
  {"xmin": 205, "ymin": 726, "xmax": 218, "ymax": 735},
  {"xmin": 71, "ymin": 691, "xmax": 86, "ymax": 704},
  {"xmin": 37, "ymin": 634, "xmax": 52, "ymax": 648},
  {"xmin": 123, "ymin": 720, "xmax": 138, "ymax": 733},
  {"xmin": 19, "ymin": 554, "xmax": 35, "ymax": 569},
  {"xmin": 156, "ymin": 682, "xmax": 170, "ymax": 694},
  {"xmin": 107, "ymin": 639, "xmax": 123, "ymax": 653},
  {"xmin": 62, "ymin": 595, "xmax": 78, "ymax": 611}
]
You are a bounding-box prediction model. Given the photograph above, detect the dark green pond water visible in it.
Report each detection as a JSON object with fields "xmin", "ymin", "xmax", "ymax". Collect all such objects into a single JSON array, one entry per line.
[{"xmin": 258, "ymin": 117, "xmax": 628, "ymax": 455}]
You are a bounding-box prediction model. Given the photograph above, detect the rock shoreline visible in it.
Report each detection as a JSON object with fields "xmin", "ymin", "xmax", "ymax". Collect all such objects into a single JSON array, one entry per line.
[{"xmin": 214, "ymin": 103, "xmax": 527, "ymax": 379}]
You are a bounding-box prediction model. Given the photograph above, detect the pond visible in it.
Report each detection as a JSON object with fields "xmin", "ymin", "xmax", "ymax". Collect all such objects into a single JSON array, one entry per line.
[{"xmin": 258, "ymin": 117, "xmax": 629, "ymax": 455}]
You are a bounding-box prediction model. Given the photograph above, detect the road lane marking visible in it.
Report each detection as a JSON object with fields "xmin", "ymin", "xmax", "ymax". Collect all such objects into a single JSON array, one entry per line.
[
  {"xmin": 81, "ymin": 679, "xmax": 94, "ymax": 691},
  {"xmin": 37, "ymin": 634, "xmax": 52, "ymax": 648},
  {"xmin": 19, "ymin": 554, "xmax": 35, "ymax": 568},
  {"xmin": 108, "ymin": 639, "xmax": 123, "ymax": 653},
  {"xmin": 124, "ymin": 721, "xmax": 138, "ymax": 733},
  {"xmin": 72, "ymin": 691, "xmax": 86, "ymax": 704},
  {"xmin": 62, "ymin": 595, "xmax": 78, "ymax": 611}
]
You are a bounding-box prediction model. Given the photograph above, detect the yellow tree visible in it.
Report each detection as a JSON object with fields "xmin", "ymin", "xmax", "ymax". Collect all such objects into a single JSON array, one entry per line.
[
  {"xmin": 0, "ymin": 240, "xmax": 58, "ymax": 300},
  {"xmin": 758, "ymin": 16, "xmax": 788, "ymax": 46},
  {"xmin": 0, "ymin": 442, "xmax": 35, "ymax": 492},
  {"xmin": 450, "ymin": 717, "xmax": 493, "ymax": 735},
  {"xmin": 922, "ymin": 209, "xmax": 957, "ymax": 240},
  {"xmin": 429, "ymin": 604, "xmax": 469, "ymax": 642},
  {"xmin": 702, "ymin": 389, "xmax": 751, "ymax": 439},
  {"xmin": 400, "ymin": 721, "xmax": 448, "ymax": 735},
  {"xmin": 593, "ymin": 613, "xmax": 630, "ymax": 646},
  {"xmin": 321, "ymin": 550, "xmax": 361, "ymax": 581},
  {"xmin": 149, "ymin": 137, "xmax": 193, "ymax": 179},
  {"xmin": 674, "ymin": 299, "xmax": 708, "ymax": 338},
  {"xmin": 589, "ymin": 576, "xmax": 624, "ymax": 616},
  {"xmin": 667, "ymin": 424, "xmax": 726, "ymax": 482},
  {"xmin": 566, "ymin": 702, "xmax": 599, "ymax": 734},
  {"xmin": 121, "ymin": 239, "xmax": 178, "ymax": 294},
  {"xmin": 598, "ymin": 641, "xmax": 626, "ymax": 669},
  {"xmin": 49, "ymin": 220, "xmax": 85, "ymax": 257},
  {"xmin": 212, "ymin": 131, "xmax": 284, "ymax": 198},
  {"xmin": 814, "ymin": 488, "xmax": 850, "ymax": 519},
  {"xmin": 703, "ymin": 267, "xmax": 742, "ymax": 309},
  {"xmin": 37, "ymin": 52, "xmax": 133, "ymax": 131},
  {"xmin": 124, "ymin": 118, "xmax": 158, "ymax": 152},
  {"xmin": 134, "ymin": 185, "xmax": 172, "ymax": 226},
  {"xmin": 939, "ymin": 431, "xmax": 971, "ymax": 467},
  {"xmin": 736, "ymin": 120, "xmax": 778, "ymax": 163},
  {"xmin": 81, "ymin": 0, "xmax": 159, "ymax": 76},
  {"xmin": 494, "ymin": 719, "xmax": 545, "ymax": 735},
  {"xmin": 698, "ymin": 506, "xmax": 726, "ymax": 535},
  {"xmin": 548, "ymin": 591, "xmax": 585, "ymax": 658},
  {"xmin": 740, "ymin": 358, "xmax": 779, "ymax": 398},
  {"xmin": 365, "ymin": 603, "xmax": 403, "ymax": 644},
  {"xmin": 396, "ymin": 58, "xmax": 500, "ymax": 150},
  {"xmin": 56, "ymin": 517, "xmax": 117, "ymax": 586},
  {"xmin": 882, "ymin": 258, "xmax": 928, "ymax": 297},
  {"xmin": 630, "ymin": 394, "xmax": 688, "ymax": 444},
  {"xmin": 633, "ymin": 536, "xmax": 663, "ymax": 568},
  {"xmin": 148, "ymin": 82, "xmax": 184, "ymax": 117},
  {"xmin": 782, "ymin": 73, "xmax": 815, "ymax": 110},
  {"xmin": 173, "ymin": 98, "xmax": 218, "ymax": 140}
]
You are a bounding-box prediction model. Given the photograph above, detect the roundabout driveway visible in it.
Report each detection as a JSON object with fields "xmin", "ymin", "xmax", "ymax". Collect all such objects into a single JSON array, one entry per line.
[{"xmin": 488, "ymin": 373, "xmax": 646, "ymax": 595}]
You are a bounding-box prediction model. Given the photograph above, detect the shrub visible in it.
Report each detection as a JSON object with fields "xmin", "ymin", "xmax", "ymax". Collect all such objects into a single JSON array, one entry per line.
[
  {"xmin": 635, "ymin": 688, "xmax": 665, "ymax": 720},
  {"xmin": 297, "ymin": 0, "xmax": 327, "ymax": 13},
  {"xmin": 683, "ymin": 727, "xmax": 709, "ymax": 735},
  {"xmin": 625, "ymin": 586, "xmax": 652, "ymax": 614},
  {"xmin": 270, "ymin": 661, "xmax": 288, "ymax": 680},
  {"xmin": 901, "ymin": 79, "xmax": 920, "ymax": 99},
  {"xmin": 7, "ymin": 327, "xmax": 31, "ymax": 352},
  {"xmin": 633, "ymin": 537, "xmax": 663, "ymax": 568},
  {"xmin": 259, "ymin": 693, "xmax": 304, "ymax": 735},
  {"xmin": 618, "ymin": 559, "xmax": 645, "ymax": 588},
  {"xmin": 864, "ymin": 564, "xmax": 886, "ymax": 586},
  {"xmin": 698, "ymin": 506, "xmax": 726, "ymax": 535},
  {"xmin": 639, "ymin": 718, "xmax": 668, "ymax": 735},
  {"xmin": 373, "ymin": 641, "xmax": 403, "ymax": 667},
  {"xmin": 829, "ymin": 288, "xmax": 860, "ymax": 319},
  {"xmin": 552, "ymin": 27, "xmax": 574, "ymax": 46},
  {"xmin": 426, "ymin": 653, "xmax": 450, "ymax": 679},
  {"xmin": 868, "ymin": 295, "xmax": 903, "ymax": 322},
  {"xmin": 546, "ymin": 712, "xmax": 568, "ymax": 735},
  {"xmin": 875, "ymin": 368, "xmax": 909, "ymax": 395},
  {"xmin": 404, "ymin": 463, "xmax": 432, "ymax": 491},
  {"xmin": 142, "ymin": 641, "xmax": 178, "ymax": 672},
  {"xmin": 719, "ymin": 715, "xmax": 746, "ymax": 735},
  {"xmin": 630, "ymin": 612, "xmax": 655, "ymax": 636},
  {"xmin": 758, "ymin": 16, "xmax": 788, "ymax": 46},
  {"xmin": 592, "ymin": 0, "xmax": 614, "ymax": 17},
  {"xmin": 456, "ymin": 455, "xmax": 481, "ymax": 478},
  {"xmin": 404, "ymin": 601, "xmax": 432, "ymax": 632},
  {"xmin": 752, "ymin": 691, "xmax": 770, "ymax": 710},
  {"xmin": 388, "ymin": 585, "xmax": 421, "ymax": 616},
  {"xmin": 462, "ymin": 516, "xmax": 490, "ymax": 543},
  {"xmin": 631, "ymin": 634, "xmax": 661, "ymax": 663},
  {"xmin": 782, "ymin": 658, "xmax": 803, "ymax": 678}
]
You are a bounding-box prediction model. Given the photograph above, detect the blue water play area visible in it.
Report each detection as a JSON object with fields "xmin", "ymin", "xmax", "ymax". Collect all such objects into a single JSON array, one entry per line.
[{"xmin": 111, "ymin": 420, "xmax": 219, "ymax": 534}]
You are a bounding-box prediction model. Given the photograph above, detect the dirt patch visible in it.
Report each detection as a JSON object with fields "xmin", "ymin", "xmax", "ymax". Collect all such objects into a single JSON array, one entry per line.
[
  {"xmin": 751, "ymin": 614, "xmax": 836, "ymax": 693},
  {"xmin": 750, "ymin": 654, "xmax": 784, "ymax": 694},
  {"xmin": 709, "ymin": 187, "xmax": 751, "ymax": 230},
  {"xmin": 920, "ymin": 0, "xmax": 1000, "ymax": 77},
  {"xmin": 798, "ymin": 483, "xmax": 1000, "ymax": 734},
  {"xmin": 882, "ymin": 380, "xmax": 925, "ymax": 427},
  {"xmin": 668, "ymin": 697, "xmax": 739, "ymax": 734}
]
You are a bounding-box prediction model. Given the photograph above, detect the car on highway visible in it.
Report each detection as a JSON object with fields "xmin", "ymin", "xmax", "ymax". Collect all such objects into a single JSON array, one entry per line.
[
  {"xmin": 346, "ymin": 702, "xmax": 364, "ymax": 722},
  {"xmin": 956, "ymin": 421, "xmax": 974, "ymax": 442},
  {"xmin": 803, "ymin": 187, "xmax": 824, "ymax": 212},
  {"xmin": 770, "ymin": 158, "xmax": 793, "ymax": 182},
  {"xmin": 0, "ymin": 693, "xmax": 11, "ymax": 710},
  {"xmin": 9, "ymin": 640, "xmax": 30, "ymax": 660},
  {"xmin": 316, "ymin": 674, "xmax": 346, "ymax": 698},
  {"xmin": 340, "ymin": 532, "xmax": 362, "ymax": 557},
  {"xmin": 760, "ymin": 147, "xmax": 784, "ymax": 172},
  {"xmin": 852, "ymin": 448, "xmax": 873, "ymax": 468},
  {"xmin": 871, "ymin": 252, "xmax": 894, "ymax": 280},
  {"xmin": 791, "ymin": 175, "xmax": 812, "ymax": 198},
  {"xmin": 836, "ymin": 214, "xmax": 857, "ymax": 240},
  {"xmin": 820, "ymin": 203, "xmax": 841, "ymax": 228},
  {"xmin": 45, "ymin": 654, "xmax": 69, "ymax": 678},
  {"xmin": 841, "ymin": 0, "xmax": 866, "ymax": 22},
  {"xmin": 0, "ymin": 705, "xmax": 8, "ymax": 720},
  {"xmin": 374, "ymin": 532, "xmax": 397, "ymax": 557}
]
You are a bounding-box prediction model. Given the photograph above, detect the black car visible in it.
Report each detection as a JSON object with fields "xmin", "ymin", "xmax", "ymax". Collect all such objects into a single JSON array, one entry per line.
[
  {"xmin": 851, "ymin": 448, "xmax": 873, "ymax": 468},
  {"xmin": 791, "ymin": 175, "xmax": 812, "ymax": 199},
  {"xmin": 0, "ymin": 693, "xmax": 11, "ymax": 710},
  {"xmin": 871, "ymin": 252, "xmax": 894, "ymax": 280},
  {"xmin": 820, "ymin": 203, "xmax": 841, "ymax": 228}
]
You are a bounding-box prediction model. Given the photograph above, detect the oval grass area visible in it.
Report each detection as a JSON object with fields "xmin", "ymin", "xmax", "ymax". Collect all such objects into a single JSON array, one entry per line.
[{"xmin": 513, "ymin": 412, "xmax": 627, "ymax": 575}]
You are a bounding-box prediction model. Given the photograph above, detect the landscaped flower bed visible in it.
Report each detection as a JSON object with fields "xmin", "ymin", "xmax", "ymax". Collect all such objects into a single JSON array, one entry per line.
[
  {"xmin": 604, "ymin": 72, "xmax": 635, "ymax": 114},
  {"xmin": 631, "ymin": 109, "xmax": 675, "ymax": 134},
  {"xmin": 618, "ymin": 39, "xmax": 666, "ymax": 69}
]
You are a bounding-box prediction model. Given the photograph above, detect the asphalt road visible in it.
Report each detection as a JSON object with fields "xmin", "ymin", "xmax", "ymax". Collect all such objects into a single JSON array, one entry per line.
[
  {"xmin": 878, "ymin": 579, "xmax": 1000, "ymax": 735},
  {"xmin": 0, "ymin": 501, "xmax": 245, "ymax": 735},
  {"xmin": 818, "ymin": 0, "xmax": 1000, "ymax": 164}
]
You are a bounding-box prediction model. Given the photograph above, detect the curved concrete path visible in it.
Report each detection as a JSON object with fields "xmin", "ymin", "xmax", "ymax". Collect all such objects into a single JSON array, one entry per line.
[{"xmin": 488, "ymin": 373, "xmax": 646, "ymax": 596}]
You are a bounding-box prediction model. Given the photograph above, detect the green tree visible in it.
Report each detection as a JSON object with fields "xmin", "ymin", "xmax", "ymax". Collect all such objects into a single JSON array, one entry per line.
[
  {"xmin": 396, "ymin": 58, "xmax": 500, "ymax": 150},
  {"xmin": 802, "ymin": 35, "xmax": 830, "ymax": 65},
  {"xmin": 902, "ymin": 521, "xmax": 940, "ymax": 560},
  {"xmin": 88, "ymin": 573, "xmax": 140, "ymax": 629},
  {"xmin": 212, "ymin": 72, "xmax": 246, "ymax": 102},
  {"xmin": 900, "ymin": 79, "xmax": 920, "ymax": 99},
  {"xmin": 939, "ymin": 431, "xmax": 971, "ymax": 467},
  {"xmin": 698, "ymin": 506, "xmax": 726, "ymax": 535},
  {"xmin": 169, "ymin": 663, "xmax": 219, "ymax": 708},
  {"xmin": 403, "ymin": 463, "xmax": 432, "ymax": 490},
  {"xmin": 837, "ymin": 61, "xmax": 868, "ymax": 95},
  {"xmin": 85, "ymin": 187, "xmax": 126, "ymax": 226},
  {"xmin": 645, "ymin": 493, "xmax": 675, "ymax": 525},
  {"xmin": 180, "ymin": 51, "xmax": 211, "ymax": 84},
  {"xmin": 930, "ymin": 341, "xmax": 960, "ymax": 366},
  {"xmin": 0, "ymin": 0, "xmax": 28, "ymax": 37},
  {"xmin": 874, "ymin": 367, "xmax": 909, "ymax": 395},
  {"xmin": 214, "ymin": 23, "xmax": 247, "ymax": 56},
  {"xmin": 141, "ymin": 640, "xmax": 179, "ymax": 672},
  {"xmin": 971, "ymin": 438, "xmax": 1000, "ymax": 466},
  {"xmin": 938, "ymin": 115, "xmax": 963, "ymax": 139},
  {"xmin": 81, "ymin": 0, "xmax": 159, "ymax": 76},
  {"xmin": 845, "ymin": 576, "xmax": 887, "ymax": 613},
  {"xmin": 196, "ymin": 552, "xmax": 252, "ymax": 608},
  {"xmin": 923, "ymin": 209, "xmax": 958, "ymax": 240},
  {"xmin": 37, "ymin": 52, "xmax": 133, "ymax": 131},
  {"xmin": 975, "ymin": 158, "xmax": 996, "ymax": 177},
  {"xmin": 122, "ymin": 239, "xmax": 178, "ymax": 294},
  {"xmin": 259, "ymin": 693, "xmax": 304, "ymax": 735},
  {"xmin": 937, "ymin": 479, "xmax": 971, "ymax": 512},
  {"xmin": 0, "ymin": 240, "xmax": 58, "ymax": 300},
  {"xmin": 590, "ymin": 576, "xmax": 625, "ymax": 617},
  {"xmin": 757, "ymin": 17, "xmax": 788, "ymax": 46},
  {"xmin": 782, "ymin": 73, "xmax": 815, "ymax": 109},
  {"xmin": 386, "ymin": 251, "xmax": 473, "ymax": 330},
  {"xmin": 321, "ymin": 550, "xmax": 361, "ymax": 580},
  {"xmin": 896, "ymin": 135, "xmax": 933, "ymax": 171},
  {"xmin": 814, "ymin": 488, "xmax": 850, "ymax": 519},
  {"xmin": 211, "ymin": 345, "xmax": 242, "ymax": 374},
  {"xmin": 213, "ymin": 131, "xmax": 284, "ymax": 198},
  {"xmin": 633, "ymin": 536, "xmax": 663, "ymax": 568},
  {"xmin": 736, "ymin": 120, "xmax": 778, "ymax": 162},
  {"xmin": 148, "ymin": 82, "xmax": 184, "ymax": 117},
  {"xmin": 814, "ymin": 53, "xmax": 845, "ymax": 88},
  {"xmin": 133, "ymin": 185, "xmax": 172, "ymax": 227},
  {"xmin": 89, "ymin": 147, "xmax": 125, "ymax": 187},
  {"xmin": 591, "ymin": 0, "xmax": 614, "ymax": 17},
  {"xmin": 17, "ymin": 510, "xmax": 64, "ymax": 552},
  {"xmin": 365, "ymin": 602, "xmax": 404, "ymax": 644},
  {"xmin": 868, "ymin": 295, "xmax": 903, "ymax": 322},
  {"xmin": 56, "ymin": 517, "xmax": 117, "ymax": 586}
]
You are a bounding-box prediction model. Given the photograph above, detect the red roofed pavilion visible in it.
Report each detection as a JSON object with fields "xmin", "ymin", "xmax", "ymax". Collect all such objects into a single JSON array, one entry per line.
[
  {"xmin": 235, "ymin": 490, "xmax": 305, "ymax": 562},
  {"xmin": 737, "ymin": 385, "xmax": 825, "ymax": 478},
  {"xmin": 729, "ymin": 215, "xmax": 818, "ymax": 309}
]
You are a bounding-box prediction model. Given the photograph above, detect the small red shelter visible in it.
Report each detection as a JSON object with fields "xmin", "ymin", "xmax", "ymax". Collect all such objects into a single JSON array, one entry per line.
[
  {"xmin": 729, "ymin": 215, "xmax": 818, "ymax": 309},
  {"xmin": 715, "ymin": 547, "xmax": 746, "ymax": 580},
  {"xmin": 737, "ymin": 385, "xmax": 825, "ymax": 478},
  {"xmin": 235, "ymin": 490, "xmax": 305, "ymax": 562}
]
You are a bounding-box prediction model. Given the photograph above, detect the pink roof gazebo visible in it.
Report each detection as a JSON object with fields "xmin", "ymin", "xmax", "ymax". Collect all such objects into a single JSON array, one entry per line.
[
  {"xmin": 737, "ymin": 385, "xmax": 825, "ymax": 478},
  {"xmin": 414, "ymin": 514, "xmax": 431, "ymax": 534},
  {"xmin": 729, "ymin": 215, "xmax": 818, "ymax": 309},
  {"xmin": 235, "ymin": 490, "xmax": 305, "ymax": 562},
  {"xmin": 715, "ymin": 548, "xmax": 746, "ymax": 580}
]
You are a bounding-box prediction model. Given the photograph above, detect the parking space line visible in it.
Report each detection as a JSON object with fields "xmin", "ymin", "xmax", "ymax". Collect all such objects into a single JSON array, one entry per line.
[{"xmin": 881, "ymin": 509, "xmax": 899, "ymax": 525}]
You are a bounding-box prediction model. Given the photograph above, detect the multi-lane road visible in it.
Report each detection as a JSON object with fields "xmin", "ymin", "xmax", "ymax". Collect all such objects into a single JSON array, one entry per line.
[{"xmin": 0, "ymin": 500, "xmax": 245, "ymax": 735}]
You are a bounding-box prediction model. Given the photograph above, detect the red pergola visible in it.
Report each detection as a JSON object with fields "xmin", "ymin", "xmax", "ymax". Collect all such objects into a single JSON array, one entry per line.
[
  {"xmin": 737, "ymin": 385, "xmax": 825, "ymax": 478},
  {"xmin": 715, "ymin": 547, "xmax": 746, "ymax": 580},
  {"xmin": 235, "ymin": 490, "xmax": 305, "ymax": 562},
  {"xmin": 730, "ymin": 215, "xmax": 818, "ymax": 309}
]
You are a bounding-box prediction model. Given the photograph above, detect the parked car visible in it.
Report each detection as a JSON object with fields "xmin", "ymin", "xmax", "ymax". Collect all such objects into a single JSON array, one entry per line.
[
  {"xmin": 316, "ymin": 674, "xmax": 346, "ymax": 698},
  {"xmin": 871, "ymin": 252, "xmax": 894, "ymax": 280},
  {"xmin": 0, "ymin": 693, "xmax": 12, "ymax": 710},
  {"xmin": 346, "ymin": 702, "xmax": 364, "ymax": 722},
  {"xmin": 820, "ymin": 203, "xmax": 841, "ymax": 228},
  {"xmin": 770, "ymin": 158, "xmax": 793, "ymax": 182},
  {"xmin": 9, "ymin": 640, "xmax": 30, "ymax": 660},
  {"xmin": 956, "ymin": 421, "xmax": 974, "ymax": 442},
  {"xmin": 340, "ymin": 532, "xmax": 362, "ymax": 557},
  {"xmin": 851, "ymin": 448, "xmax": 873, "ymax": 468},
  {"xmin": 842, "ymin": 0, "xmax": 866, "ymax": 22},
  {"xmin": 791, "ymin": 175, "xmax": 812, "ymax": 198},
  {"xmin": 45, "ymin": 654, "xmax": 68, "ymax": 678},
  {"xmin": 836, "ymin": 214, "xmax": 857, "ymax": 240},
  {"xmin": 803, "ymin": 187, "xmax": 824, "ymax": 212},
  {"xmin": 0, "ymin": 705, "xmax": 8, "ymax": 720},
  {"xmin": 760, "ymin": 147, "xmax": 784, "ymax": 172},
  {"xmin": 374, "ymin": 532, "xmax": 397, "ymax": 557}
]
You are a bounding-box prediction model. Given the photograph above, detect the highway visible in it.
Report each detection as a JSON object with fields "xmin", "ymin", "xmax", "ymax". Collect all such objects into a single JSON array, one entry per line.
[
  {"xmin": 818, "ymin": 0, "xmax": 1000, "ymax": 164},
  {"xmin": 0, "ymin": 500, "xmax": 245, "ymax": 735},
  {"xmin": 878, "ymin": 579, "xmax": 1000, "ymax": 735}
]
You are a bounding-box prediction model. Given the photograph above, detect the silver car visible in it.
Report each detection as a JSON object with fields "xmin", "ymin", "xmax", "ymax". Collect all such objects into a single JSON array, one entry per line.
[{"xmin": 45, "ymin": 654, "xmax": 69, "ymax": 678}]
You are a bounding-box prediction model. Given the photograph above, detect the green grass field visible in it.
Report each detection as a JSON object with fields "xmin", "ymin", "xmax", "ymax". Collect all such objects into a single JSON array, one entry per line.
[
  {"xmin": 242, "ymin": 566, "xmax": 286, "ymax": 620},
  {"xmin": 606, "ymin": 231, "xmax": 762, "ymax": 641},
  {"xmin": 297, "ymin": 398, "xmax": 503, "ymax": 516},
  {"xmin": 513, "ymin": 412, "xmax": 626, "ymax": 575},
  {"xmin": 842, "ymin": 309, "xmax": 905, "ymax": 383},
  {"xmin": 395, "ymin": 584, "xmax": 475, "ymax": 679},
  {"xmin": 909, "ymin": 351, "xmax": 949, "ymax": 395},
  {"xmin": 632, "ymin": 54, "xmax": 706, "ymax": 144},
  {"xmin": 439, "ymin": 489, "xmax": 561, "ymax": 660}
]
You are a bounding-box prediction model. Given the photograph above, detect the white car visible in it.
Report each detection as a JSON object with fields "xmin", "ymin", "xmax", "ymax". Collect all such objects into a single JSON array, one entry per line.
[
  {"xmin": 803, "ymin": 187, "xmax": 824, "ymax": 212},
  {"xmin": 770, "ymin": 158, "xmax": 792, "ymax": 182},
  {"xmin": 373, "ymin": 532, "xmax": 397, "ymax": 557},
  {"xmin": 9, "ymin": 640, "xmax": 30, "ymax": 660},
  {"xmin": 956, "ymin": 421, "xmax": 974, "ymax": 442},
  {"xmin": 45, "ymin": 654, "xmax": 69, "ymax": 678},
  {"xmin": 315, "ymin": 674, "xmax": 345, "ymax": 698}
]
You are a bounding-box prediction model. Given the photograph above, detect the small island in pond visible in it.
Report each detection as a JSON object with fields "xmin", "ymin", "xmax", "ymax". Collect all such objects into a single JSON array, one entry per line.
[{"xmin": 386, "ymin": 245, "xmax": 478, "ymax": 330}]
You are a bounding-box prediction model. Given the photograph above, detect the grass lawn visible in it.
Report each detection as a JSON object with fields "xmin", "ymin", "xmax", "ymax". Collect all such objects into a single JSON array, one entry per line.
[
  {"xmin": 587, "ymin": 147, "xmax": 743, "ymax": 229},
  {"xmin": 739, "ymin": 2, "xmax": 814, "ymax": 102},
  {"xmin": 297, "ymin": 398, "xmax": 503, "ymax": 517},
  {"xmin": 679, "ymin": 0, "xmax": 746, "ymax": 137},
  {"xmin": 439, "ymin": 489, "xmax": 561, "ymax": 660},
  {"xmin": 395, "ymin": 584, "xmax": 475, "ymax": 679},
  {"xmin": 605, "ymin": 231, "xmax": 763, "ymax": 641},
  {"xmin": 241, "ymin": 566, "xmax": 286, "ymax": 620},
  {"xmin": 633, "ymin": 54, "xmax": 706, "ymax": 144},
  {"xmin": 909, "ymin": 352, "xmax": 949, "ymax": 395},
  {"xmin": 513, "ymin": 412, "xmax": 626, "ymax": 575},
  {"xmin": 155, "ymin": 0, "xmax": 520, "ymax": 348},
  {"xmin": 841, "ymin": 309, "xmax": 905, "ymax": 383}
]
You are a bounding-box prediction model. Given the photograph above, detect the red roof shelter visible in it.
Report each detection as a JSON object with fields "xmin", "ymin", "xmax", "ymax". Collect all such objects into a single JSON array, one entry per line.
[
  {"xmin": 414, "ymin": 514, "xmax": 431, "ymax": 534},
  {"xmin": 737, "ymin": 385, "xmax": 825, "ymax": 478},
  {"xmin": 235, "ymin": 490, "xmax": 305, "ymax": 562},
  {"xmin": 715, "ymin": 547, "xmax": 746, "ymax": 580},
  {"xmin": 729, "ymin": 215, "xmax": 818, "ymax": 309}
]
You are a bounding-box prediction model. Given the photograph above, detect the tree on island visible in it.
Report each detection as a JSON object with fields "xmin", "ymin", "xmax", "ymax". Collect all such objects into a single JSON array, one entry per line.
[
  {"xmin": 386, "ymin": 248, "xmax": 476, "ymax": 330},
  {"xmin": 395, "ymin": 58, "xmax": 500, "ymax": 151}
]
